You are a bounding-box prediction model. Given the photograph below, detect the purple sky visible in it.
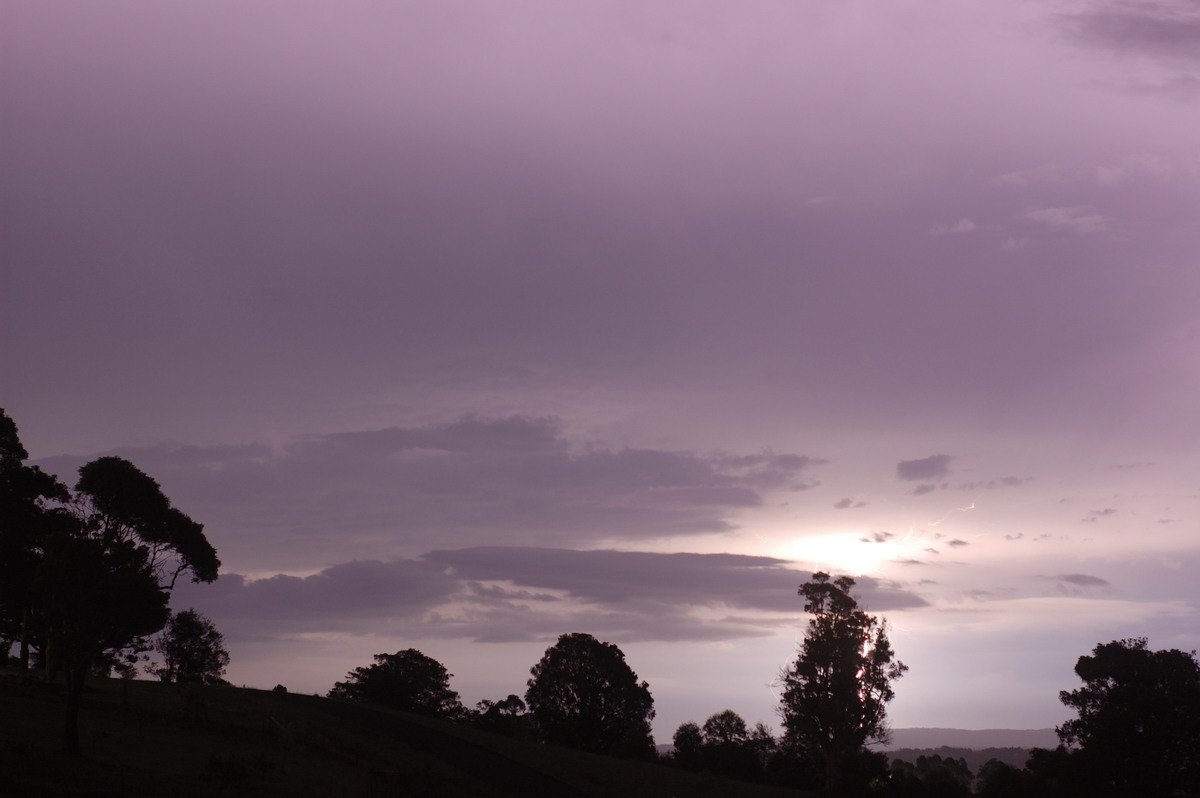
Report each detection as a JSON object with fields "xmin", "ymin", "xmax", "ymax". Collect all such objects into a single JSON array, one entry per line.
[{"xmin": 4, "ymin": 0, "xmax": 1199, "ymax": 740}]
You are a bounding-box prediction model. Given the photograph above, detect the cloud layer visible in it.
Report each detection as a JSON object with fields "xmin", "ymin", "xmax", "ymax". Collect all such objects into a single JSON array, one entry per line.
[
  {"xmin": 6, "ymin": 0, "xmax": 1200, "ymax": 734},
  {"xmin": 173, "ymin": 546, "xmax": 928, "ymax": 646},
  {"xmin": 40, "ymin": 416, "xmax": 822, "ymax": 572}
]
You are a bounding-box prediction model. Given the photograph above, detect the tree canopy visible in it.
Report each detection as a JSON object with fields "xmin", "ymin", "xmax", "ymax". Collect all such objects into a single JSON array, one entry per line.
[
  {"xmin": 1054, "ymin": 638, "xmax": 1200, "ymax": 797},
  {"xmin": 0, "ymin": 410, "xmax": 220, "ymax": 753},
  {"xmin": 525, "ymin": 632, "xmax": 656, "ymax": 757},
  {"xmin": 702, "ymin": 709, "xmax": 749, "ymax": 745},
  {"xmin": 672, "ymin": 721, "xmax": 704, "ymax": 764},
  {"xmin": 472, "ymin": 693, "xmax": 532, "ymax": 737},
  {"xmin": 329, "ymin": 649, "xmax": 463, "ymax": 717},
  {"xmin": 153, "ymin": 609, "xmax": 230, "ymax": 685},
  {"xmin": 0, "ymin": 409, "xmax": 70, "ymax": 670},
  {"xmin": 74, "ymin": 456, "xmax": 219, "ymax": 586},
  {"xmin": 779, "ymin": 571, "xmax": 907, "ymax": 794},
  {"xmin": 671, "ymin": 710, "xmax": 776, "ymax": 782}
]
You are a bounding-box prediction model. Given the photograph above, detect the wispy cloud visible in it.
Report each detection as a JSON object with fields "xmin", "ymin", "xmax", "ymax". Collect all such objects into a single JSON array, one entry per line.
[
  {"xmin": 959, "ymin": 476, "xmax": 1031, "ymax": 491},
  {"xmin": 930, "ymin": 218, "xmax": 977, "ymax": 235},
  {"xmin": 1035, "ymin": 573, "xmax": 1114, "ymax": 597},
  {"xmin": 1024, "ymin": 206, "xmax": 1109, "ymax": 234},
  {"xmin": 995, "ymin": 155, "xmax": 1175, "ymax": 187},
  {"xmin": 1059, "ymin": 1, "xmax": 1200, "ymax": 63},
  {"xmin": 993, "ymin": 164, "xmax": 1072, "ymax": 187},
  {"xmin": 897, "ymin": 455, "xmax": 953, "ymax": 482}
]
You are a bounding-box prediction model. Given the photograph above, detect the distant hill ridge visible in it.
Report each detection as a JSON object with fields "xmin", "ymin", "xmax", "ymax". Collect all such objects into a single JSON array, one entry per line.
[
  {"xmin": 886, "ymin": 746, "xmax": 1034, "ymax": 774},
  {"xmin": 879, "ymin": 728, "xmax": 1058, "ymax": 750}
]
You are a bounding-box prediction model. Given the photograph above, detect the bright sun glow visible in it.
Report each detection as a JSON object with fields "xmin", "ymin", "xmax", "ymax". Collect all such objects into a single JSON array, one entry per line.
[{"xmin": 775, "ymin": 531, "xmax": 909, "ymax": 577}]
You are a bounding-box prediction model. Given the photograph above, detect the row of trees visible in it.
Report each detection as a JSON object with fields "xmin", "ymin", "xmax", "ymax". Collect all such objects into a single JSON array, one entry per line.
[
  {"xmin": 325, "ymin": 572, "xmax": 908, "ymax": 792},
  {"xmin": 664, "ymin": 572, "xmax": 911, "ymax": 792},
  {"xmin": 6, "ymin": 407, "xmax": 1197, "ymax": 793},
  {"xmin": 0, "ymin": 409, "xmax": 224, "ymax": 753},
  {"xmin": 967, "ymin": 637, "xmax": 1200, "ymax": 798},
  {"xmin": 328, "ymin": 632, "xmax": 658, "ymax": 758},
  {"xmin": 662, "ymin": 571, "xmax": 910, "ymax": 794},
  {"xmin": 672, "ymin": 710, "xmax": 779, "ymax": 782},
  {"xmin": 848, "ymin": 635, "xmax": 1200, "ymax": 798},
  {"xmin": 328, "ymin": 572, "xmax": 1200, "ymax": 797},
  {"xmin": 669, "ymin": 582, "xmax": 1200, "ymax": 797}
]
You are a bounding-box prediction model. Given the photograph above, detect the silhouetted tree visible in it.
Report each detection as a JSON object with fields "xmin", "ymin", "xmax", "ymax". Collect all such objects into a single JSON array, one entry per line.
[
  {"xmin": 1, "ymin": 414, "xmax": 222, "ymax": 753},
  {"xmin": 476, "ymin": 693, "xmax": 526, "ymax": 717},
  {"xmin": 672, "ymin": 721, "xmax": 704, "ymax": 767},
  {"xmin": 746, "ymin": 722, "xmax": 778, "ymax": 772},
  {"xmin": 778, "ymin": 571, "xmax": 907, "ymax": 795},
  {"xmin": 525, "ymin": 632, "xmax": 655, "ymax": 757},
  {"xmin": 882, "ymin": 754, "xmax": 971, "ymax": 798},
  {"xmin": 671, "ymin": 714, "xmax": 780, "ymax": 783},
  {"xmin": 699, "ymin": 709, "xmax": 762, "ymax": 781},
  {"xmin": 1022, "ymin": 746, "xmax": 1088, "ymax": 798},
  {"xmin": 703, "ymin": 708, "xmax": 749, "ymax": 745},
  {"xmin": 875, "ymin": 759, "xmax": 924, "ymax": 797},
  {"xmin": 976, "ymin": 758, "xmax": 1040, "ymax": 798},
  {"xmin": 152, "ymin": 609, "xmax": 230, "ymax": 684},
  {"xmin": 52, "ymin": 457, "xmax": 219, "ymax": 751},
  {"xmin": 0, "ymin": 409, "xmax": 69, "ymax": 672},
  {"xmin": 0, "ymin": 418, "xmax": 222, "ymax": 756},
  {"xmin": 329, "ymin": 649, "xmax": 463, "ymax": 717},
  {"xmin": 1052, "ymin": 638, "xmax": 1200, "ymax": 797},
  {"xmin": 473, "ymin": 693, "xmax": 532, "ymax": 737},
  {"xmin": 35, "ymin": 524, "xmax": 172, "ymax": 752},
  {"xmin": 73, "ymin": 456, "xmax": 219, "ymax": 588}
]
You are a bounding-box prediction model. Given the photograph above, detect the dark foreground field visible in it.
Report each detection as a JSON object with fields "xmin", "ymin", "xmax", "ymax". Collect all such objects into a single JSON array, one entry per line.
[{"xmin": 0, "ymin": 672, "xmax": 811, "ymax": 797}]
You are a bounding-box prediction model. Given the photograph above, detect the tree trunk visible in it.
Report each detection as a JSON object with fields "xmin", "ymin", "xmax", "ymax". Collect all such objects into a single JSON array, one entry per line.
[
  {"xmin": 63, "ymin": 659, "xmax": 88, "ymax": 756},
  {"xmin": 18, "ymin": 607, "xmax": 30, "ymax": 673},
  {"xmin": 43, "ymin": 631, "xmax": 59, "ymax": 680},
  {"xmin": 823, "ymin": 747, "xmax": 847, "ymax": 797}
]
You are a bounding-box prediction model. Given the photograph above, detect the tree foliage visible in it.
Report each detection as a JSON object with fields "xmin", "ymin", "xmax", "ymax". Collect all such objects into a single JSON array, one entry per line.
[
  {"xmin": 476, "ymin": 693, "xmax": 526, "ymax": 717},
  {"xmin": 0, "ymin": 410, "xmax": 220, "ymax": 753},
  {"xmin": 153, "ymin": 609, "xmax": 230, "ymax": 685},
  {"xmin": 74, "ymin": 456, "xmax": 219, "ymax": 586},
  {"xmin": 472, "ymin": 694, "xmax": 532, "ymax": 737},
  {"xmin": 779, "ymin": 571, "xmax": 907, "ymax": 794},
  {"xmin": 672, "ymin": 721, "xmax": 704, "ymax": 765},
  {"xmin": 700, "ymin": 710, "xmax": 762, "ymax": 781},
  {"xmin": 746, "ymin": 722, "xmax": 779, "ymax": 771},
  {"xmin": 525, "ymin": 632, "xmax": 655, "ymax": 757},
  {"xmin": 882, "ymin": 754, "xmax": 972, "ymax": 797},
  {"xmin": 1053, "ymin": 638, "xmax": 1200, "ymax": 797},
  {"xmin": 671, "ymin": 712, "xmax": 781, "ymax": 783},
  {"xmin": 329, "ymin": 649, "xmax": 463, "ymax": 717},
  {"xmin": 702, "ymin": 708, "xmax": 749, "ymax": 745},
  {"xmin": 976, "ymin": 758, "xmax": 1041, "ymax": 798},
  {"xmin": 0, "ymin": 409, "xmax": 70, "ymax": 670},
  {"xmin": 35, "ymin": 528, "xmax": 172, "ymax": 664}
]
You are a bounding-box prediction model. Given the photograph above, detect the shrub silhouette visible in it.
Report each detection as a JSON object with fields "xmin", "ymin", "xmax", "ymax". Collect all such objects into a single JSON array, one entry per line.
[{"xmin": 329, "ymin": 649, "xmax": 463, "ymax": 717}]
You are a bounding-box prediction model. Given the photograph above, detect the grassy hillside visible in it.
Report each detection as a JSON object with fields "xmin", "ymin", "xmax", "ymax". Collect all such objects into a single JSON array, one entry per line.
[{"xmin": 0, "ymin": 671, "xmax": 812, "ymax": 797}]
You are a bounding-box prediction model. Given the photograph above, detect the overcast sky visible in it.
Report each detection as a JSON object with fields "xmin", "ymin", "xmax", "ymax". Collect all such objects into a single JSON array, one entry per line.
[{"xmin": 4, "ymin": 0, "xmax": 1199, "ymax": 740}]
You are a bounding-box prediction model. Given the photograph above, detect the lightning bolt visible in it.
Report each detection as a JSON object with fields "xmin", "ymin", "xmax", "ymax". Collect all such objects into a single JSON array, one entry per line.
[{"xmin": 926, "ymin": 501, "xmax": 976, "ymax": 528}]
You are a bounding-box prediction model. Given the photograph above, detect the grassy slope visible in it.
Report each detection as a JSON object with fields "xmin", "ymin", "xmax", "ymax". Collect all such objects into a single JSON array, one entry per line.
[{"xmin": 0, "ymin": 672, "xmax": 812, "ymax": 797}]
